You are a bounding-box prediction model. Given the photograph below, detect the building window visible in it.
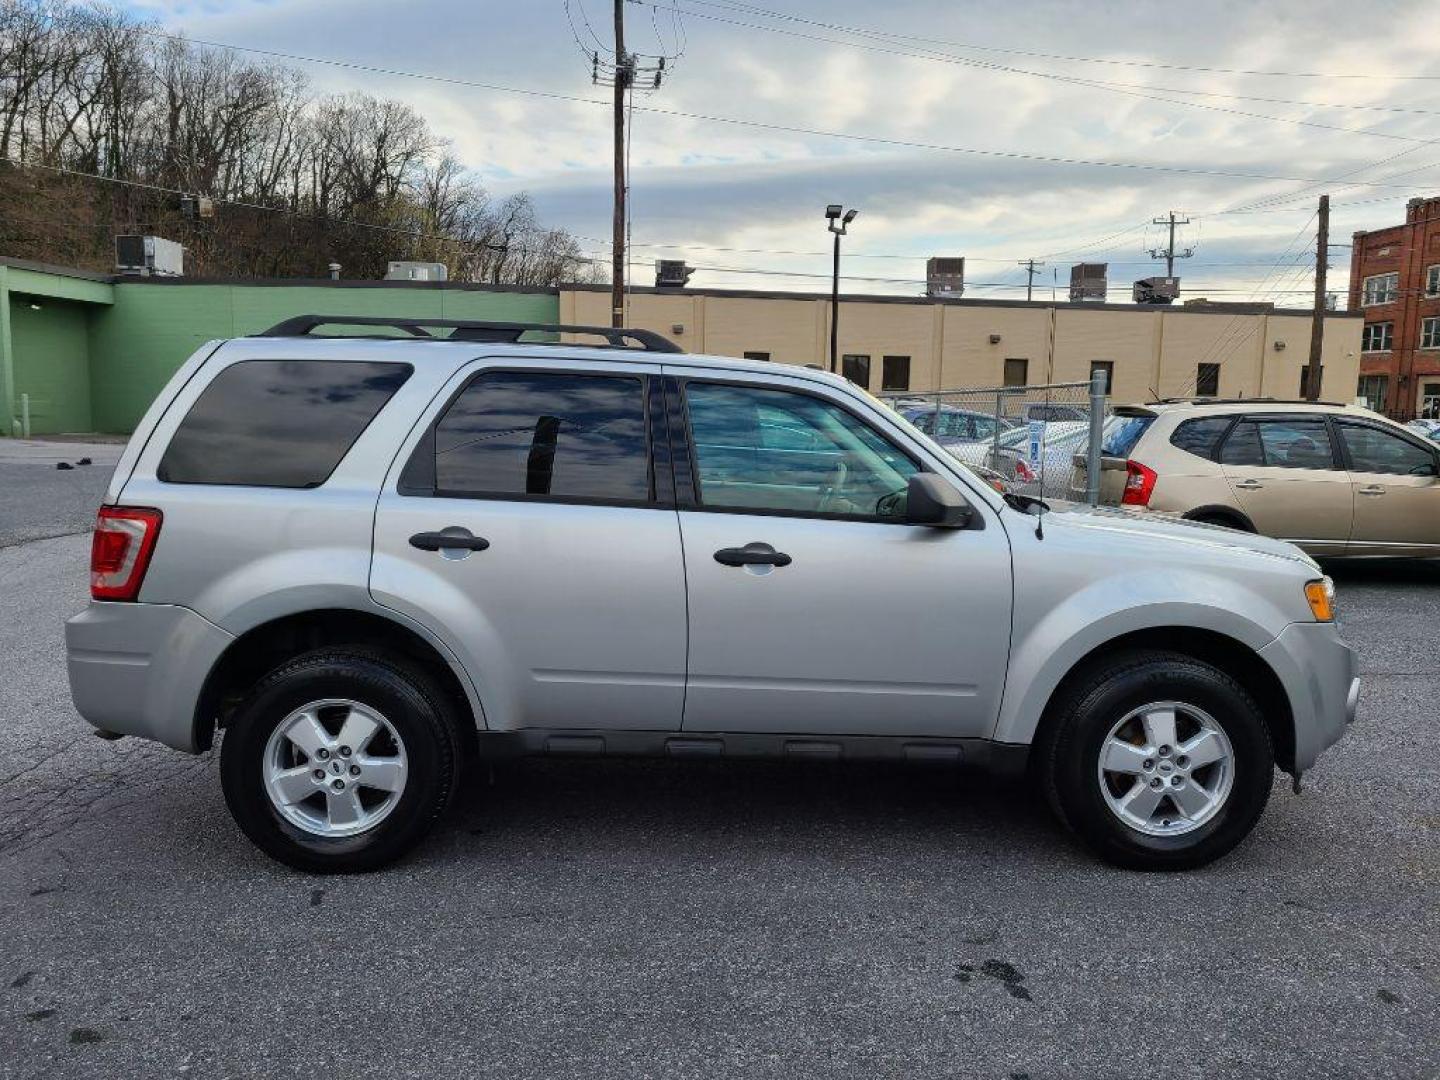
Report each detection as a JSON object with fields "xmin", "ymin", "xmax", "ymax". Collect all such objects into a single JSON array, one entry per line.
[
  {"xmin": 1195, "ymin": 363, "xmax": 1220, "ymax": 397},
  {"xmin": 1357, "ymin": 374, "xmax": 1389, "ymax": 413},
  {"xmin": 1422, "ymin": 382, "xmax": 1440, "ymax": 420},
  {"xmin": 881, "ymin": 355, "xmax": 911, "ymax": 392},
  {"xmin": 1427, "ymin": 265, "xmax": 1440, "ymax": 297},
  {"xmin": 1090, "ymin": 360, "xmax": 1114, "ymax": 395},
  {"xmin": 1361, "ymin": 322, "xmax": 1394, "ymax": 352},
  {"xmin": 1299, "ymin": 365, "xmax": 1323, "ymax": 396},
  {"xmin": 742, "ymin": 351, "xmax": 771, "ymax": 362},
  {"xmin": 1362, "ymin": 272, "xmax": 1399, "ymax": 306},
  {"xmin": 1003, "ymin": 358, "xmax": 1028, "ymax": 387},
  {"xmin": 1422, "ymin": 317, "xmax": 1440, "ymax": 350},
  {"xmin": 841, "ymin": 354, "xmax": 871, "ymax": 388}
]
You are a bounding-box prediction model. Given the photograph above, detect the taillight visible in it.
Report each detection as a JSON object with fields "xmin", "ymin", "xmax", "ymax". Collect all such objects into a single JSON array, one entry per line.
[
  {"xmin": 1015, "ymin": 459, "xmax": 1037, "ymax": 483},
  {"xmin": 1122, "ymin": 460, "xmax": 1158, "ymax": 506},
  {"xmin": 90, "ymin": 507, "xmax": 162, "ymax": 601}
]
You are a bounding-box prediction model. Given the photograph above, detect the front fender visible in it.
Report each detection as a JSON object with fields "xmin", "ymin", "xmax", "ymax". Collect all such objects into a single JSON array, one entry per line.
[{"xmin": 992, "ymin": 569, "xmax": 1290, "ymax": 746}]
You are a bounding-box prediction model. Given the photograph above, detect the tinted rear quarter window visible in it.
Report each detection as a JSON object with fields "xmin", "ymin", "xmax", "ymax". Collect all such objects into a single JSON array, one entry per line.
[
  {"xmin": 431, "ymin": 371, "xmax": 651, "ymax": 501},
  {"xmin": 1169, "ymin": 416, "xmax": 1232, "ymax": 459},
  {"xmin": 158, "ymin": 360, "xmax": 411, "ymax": 487}
]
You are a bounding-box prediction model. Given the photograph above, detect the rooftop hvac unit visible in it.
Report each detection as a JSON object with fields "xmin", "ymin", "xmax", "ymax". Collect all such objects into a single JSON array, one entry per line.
[
  {"xmin": 926, "ymin": 256, "xmax": 964, "ymax": 298},
  {"xmin": 1069, "ymin": 262, "xmax": 1108, "ymax": 302},
  {"xmin": 655, "ymin": 259, "xmax": 694, "ymax": 289},
  {"xmin": 385, "ymin": 261, "xmax": 448, "ymax": 282},
  {"xmin": 115, "ymin": 235, "xmax": 185, "ymax": 278},
  {"xmin": 1133, "ymin": 276, "xmax": 1180, "ymax": 305}
]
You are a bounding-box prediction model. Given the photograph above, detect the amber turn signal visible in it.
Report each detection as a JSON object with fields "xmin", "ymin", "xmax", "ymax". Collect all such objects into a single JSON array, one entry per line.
[{"xmin": 1304, "ymin": 578, "xmax": 1336, "ymax": 622}]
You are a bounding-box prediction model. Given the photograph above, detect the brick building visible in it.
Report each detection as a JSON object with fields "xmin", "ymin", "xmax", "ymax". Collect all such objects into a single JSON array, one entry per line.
[{"xmin": 1349, "ymin": 195, "xmax": 1440, "ymax": 420}]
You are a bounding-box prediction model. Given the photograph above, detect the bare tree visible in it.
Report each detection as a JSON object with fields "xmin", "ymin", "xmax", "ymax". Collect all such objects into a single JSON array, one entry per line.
[{"xmin": 0, "ymin": 0, "xmax": 591, "ymax": 286}]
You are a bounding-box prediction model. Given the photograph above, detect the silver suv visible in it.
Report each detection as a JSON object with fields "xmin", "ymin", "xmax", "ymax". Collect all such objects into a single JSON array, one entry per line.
[{"xmin": 65, "ymin": 316, "xmax": 1358, "ymax": 873}]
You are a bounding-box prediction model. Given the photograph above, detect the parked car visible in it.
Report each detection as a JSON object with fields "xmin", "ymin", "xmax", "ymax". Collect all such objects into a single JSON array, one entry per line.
[
  {"xmin": 985, "ymin": 421, "xmax": 1092, "ymax": 497},
  {"xmin": 1406, "ymin": 418, "xmax": 1440, "ymax": 443},
  {"xmin": 1072, "ymin": 399, "xmax": 1440, "ymax": 557},
  {"xmin": 1021, "ymin": 402, "xmax": 1089, "ymax": 423},
  {"xmin": 895, "ymin": 402, "xmax": 1017, "ymax": 449},
  {"xmin": 67, "ymin": 317, "xmax": 1356, "ymax": 873}
]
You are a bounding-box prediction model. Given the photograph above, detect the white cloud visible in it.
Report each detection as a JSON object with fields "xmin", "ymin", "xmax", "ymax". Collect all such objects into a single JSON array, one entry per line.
[{"xmin": 128, "ymin": 0, "xmax": 1440, "ymax": 302}]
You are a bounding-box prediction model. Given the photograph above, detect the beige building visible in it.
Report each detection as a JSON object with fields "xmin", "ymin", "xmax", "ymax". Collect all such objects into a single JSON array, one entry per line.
[{"xmin": 561, "ymin": 284, "xmax": 1364, "ymax": 404}]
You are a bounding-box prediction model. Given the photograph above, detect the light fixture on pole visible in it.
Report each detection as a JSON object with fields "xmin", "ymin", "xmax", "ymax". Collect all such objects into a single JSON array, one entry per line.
[{"xmin": 825, "ymin": 204, "xmax": 858, "ymax": 374}]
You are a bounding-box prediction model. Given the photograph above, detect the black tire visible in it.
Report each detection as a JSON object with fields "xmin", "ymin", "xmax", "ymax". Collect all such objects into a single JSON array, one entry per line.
[
  {"xmin": 1037, "ymin": 649, "xmax": 1274, "ymax": 871},
  {"xmin": 1186, "ymin": 512, "xmax": 1251, "ymax": 532},
  {"xmin": 220, "ymin": 649, "xmax": 462, "ymax": 873}
]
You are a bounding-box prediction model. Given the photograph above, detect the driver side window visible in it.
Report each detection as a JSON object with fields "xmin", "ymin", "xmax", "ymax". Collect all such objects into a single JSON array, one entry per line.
[{"xmin": 684, "ymin": 381, "xmax": 919, "ymax": 518}]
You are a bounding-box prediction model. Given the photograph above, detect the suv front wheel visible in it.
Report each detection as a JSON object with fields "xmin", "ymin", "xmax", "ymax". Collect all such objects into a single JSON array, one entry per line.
[
  {"xmin": 1038, "ymin": 650, "xmax": 1274, "ymax": 871},
  {"xmin": 220, "ymin": 650, "xmax": 461, "ymax": 873}
]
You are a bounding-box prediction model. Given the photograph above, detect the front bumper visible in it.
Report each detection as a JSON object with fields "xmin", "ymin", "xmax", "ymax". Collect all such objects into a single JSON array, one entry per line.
[
  {"xmin": 1257, "ymin": 621, "xmax": 1359, "ymax": 774},
  {"xmin": 66, "ymin": 602, "xmax": 234, "ymax": 753}
]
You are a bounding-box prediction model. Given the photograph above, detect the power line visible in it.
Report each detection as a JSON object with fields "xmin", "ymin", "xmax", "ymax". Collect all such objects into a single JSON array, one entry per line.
[
  {"xmin": 653, "ymin": 2, "xmax": 1440, "ymax": 146},
  {"xmin": 667, "ymin": 0, "xmax": 1440, "ymax": 82},
  {"xmin": 116, "ymin": 25, "xmax": 1429, "ymax": 190}
]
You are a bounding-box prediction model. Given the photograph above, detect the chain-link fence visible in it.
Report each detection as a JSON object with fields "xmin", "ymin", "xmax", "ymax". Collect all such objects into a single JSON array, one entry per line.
[{"xmin": 878, "ymin": 380, "xmax": 1113, "ymax": 503}]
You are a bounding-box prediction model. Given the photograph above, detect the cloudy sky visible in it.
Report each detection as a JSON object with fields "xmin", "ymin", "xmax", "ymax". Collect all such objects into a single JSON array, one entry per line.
[{"xmin": 127, "ymin": 0, "xmax": 1440, "ymax": 305}]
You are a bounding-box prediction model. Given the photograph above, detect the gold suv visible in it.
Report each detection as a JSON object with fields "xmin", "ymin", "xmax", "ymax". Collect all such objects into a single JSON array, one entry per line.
[{"xmin": 1076, "ymin": 399, "xmax": 1440, "ymax": 557}]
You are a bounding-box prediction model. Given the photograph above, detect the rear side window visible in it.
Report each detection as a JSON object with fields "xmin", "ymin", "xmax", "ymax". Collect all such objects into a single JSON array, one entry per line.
[
  {"xmin": 1220, "ymin": 418, "xmax": 1335, "ymax": 470},
  {"xmin": 430, "ymin": 372, "xmax": 650, "ymax": 502},
  {"xmin": 1101, "ymin": 415, "xmax": 1154, "ymax": 457},
  {"xmin": 158, "ymin": 360, "xmax": 411, "ymax": 487},
  {"xmin": 1169, "ymin": 416, "xmax": 1232, "ymax": 459},
  {"xmin": 1218, "ymin": 421, "xmax": 1265, "ymax": 467}
]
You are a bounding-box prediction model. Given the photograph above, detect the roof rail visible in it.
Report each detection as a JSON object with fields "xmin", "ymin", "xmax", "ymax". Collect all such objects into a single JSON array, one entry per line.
[
  {"xmin": 1148, "ymin": 396, "xmax": 1345, "ymax": 407},
  {"xmin": 254, "ymin": 315, "xmax": 683, "ymax": 353}
]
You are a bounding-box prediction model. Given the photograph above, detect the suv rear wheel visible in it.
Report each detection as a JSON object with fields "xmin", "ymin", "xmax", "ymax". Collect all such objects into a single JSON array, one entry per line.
[
  {"xmin": 220, "ymin": 649, "xmax": 461, "ymax": 873},
  {"xmin": 1038, "ymin": 650, "xmax": 1274, "ymax": 871}
]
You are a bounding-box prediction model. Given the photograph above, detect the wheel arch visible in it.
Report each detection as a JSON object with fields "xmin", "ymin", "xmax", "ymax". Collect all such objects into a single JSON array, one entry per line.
[
  {"xmin": 1029, "ymin": 626, "xmax": 1296, "ymax": 775},
  {"xmin": 193, "ymin": 607, "xmax": 484, "ymax": 754},
  {"xmin": 1181, "ymin": 505, "xmax": 1257, "ymax": 532}
]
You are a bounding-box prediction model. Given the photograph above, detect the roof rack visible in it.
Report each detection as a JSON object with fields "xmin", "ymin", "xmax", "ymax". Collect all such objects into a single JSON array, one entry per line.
[
  {"xmin": 254, "ymin": 315, "xmax": 683, "ymax": 353},
  {"xmin": 1149, "ymin": 396, "xmax": 1345, "ymax": 407}
]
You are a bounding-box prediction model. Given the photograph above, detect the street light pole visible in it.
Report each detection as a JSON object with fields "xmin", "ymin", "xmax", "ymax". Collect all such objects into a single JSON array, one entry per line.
[{"xmin": 825, "ymin": 204, "xmax": 857, "ymax": 374}]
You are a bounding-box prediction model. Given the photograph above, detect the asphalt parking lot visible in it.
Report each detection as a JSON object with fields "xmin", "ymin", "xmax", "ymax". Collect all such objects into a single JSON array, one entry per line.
[{"xmin": 1, "ymin": 462, "xmax": 1436, "ymax": 1080}]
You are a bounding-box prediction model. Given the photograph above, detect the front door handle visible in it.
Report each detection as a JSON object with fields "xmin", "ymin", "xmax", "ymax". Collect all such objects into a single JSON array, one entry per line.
[
  {"xmin": 714, "ymin": 542, "xmax": 792, "ymax": 568},
  {"xmin": 1233, "ymin": 479, "xmax": 1263, "ymax": 490},
  {"xmin": 1358, "ymin": 485, "xmax": 1387, "ymax": 496},
  {"xmin": 409, "ymin": 529, "xmax": 490, "ymax": 552}
]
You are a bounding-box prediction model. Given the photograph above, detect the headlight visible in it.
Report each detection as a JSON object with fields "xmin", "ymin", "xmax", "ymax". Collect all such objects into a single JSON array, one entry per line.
[{"xmin": 1304, "ymin": 577, "xmax": 1336, "ymax": 622}]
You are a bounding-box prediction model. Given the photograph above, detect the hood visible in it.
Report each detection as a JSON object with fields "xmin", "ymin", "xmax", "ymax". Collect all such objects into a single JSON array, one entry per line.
[{"xmin": 1041, "ymin": 503, "xmax": 1320, "ymax": 569}]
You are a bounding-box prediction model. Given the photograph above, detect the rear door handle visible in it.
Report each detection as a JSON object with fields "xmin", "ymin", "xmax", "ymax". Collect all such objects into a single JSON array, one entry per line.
[
  {"xmin": 1233, "ymin": 479, "xmax": 1263, "ymax": 490},
  {"xmin": 714, "ymin": 542, "xmax": 792, "ymax": 568},
  {"xmin": 1358, "ymin": 485, "xmax": 1387, "ymax": 496},
  {"xmin": 409, "ymin": 529, "xmax": 490, "ymax": 552}
]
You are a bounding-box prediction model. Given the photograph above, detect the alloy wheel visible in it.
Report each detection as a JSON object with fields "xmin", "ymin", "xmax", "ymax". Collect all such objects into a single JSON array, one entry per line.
[
  {"xmin": 1096, "ymin": 700, "xmax": 1235, "ymax": 838},
  {"xmin": 261, "ymin": 698, "xmax": 408, "ymax": 838}
]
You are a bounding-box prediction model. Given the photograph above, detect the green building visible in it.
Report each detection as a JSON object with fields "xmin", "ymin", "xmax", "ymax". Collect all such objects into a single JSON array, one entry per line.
[{"xmin": 0, "ymin": 256, "xmax": 559, "ymax": 436}]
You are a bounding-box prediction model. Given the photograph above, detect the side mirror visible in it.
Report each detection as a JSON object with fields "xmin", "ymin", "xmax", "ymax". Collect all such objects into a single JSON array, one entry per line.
[{"xmin": 905, "ymin": 473, "xmax": 975, "ymax": 529}]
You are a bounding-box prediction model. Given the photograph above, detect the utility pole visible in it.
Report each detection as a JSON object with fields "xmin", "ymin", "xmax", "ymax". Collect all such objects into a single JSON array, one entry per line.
[
  {"xmin": 610, "ymin": 0, "xmax": 631, "ymax": 329},
  {"xmin": 1019, "ymin": 259, "xmax": 1046, "ymax": 302},
  {"xmin": 1149, "ymin": 211, "xmax": 1194, "ymax": 277},
  {"xmin": 1305, "ymin": 194, "xmax": 1330, "ymax": 401}
]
